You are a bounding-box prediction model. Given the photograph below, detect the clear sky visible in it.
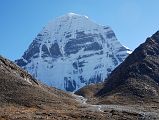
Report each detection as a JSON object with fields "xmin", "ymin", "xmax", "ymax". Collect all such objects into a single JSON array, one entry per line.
[{"xmin": 0, "ymin": 0, "xmax": 159, "ymax": 60}]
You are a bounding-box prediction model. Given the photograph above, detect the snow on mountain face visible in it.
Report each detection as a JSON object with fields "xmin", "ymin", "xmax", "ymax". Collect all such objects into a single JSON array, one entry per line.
[{"xmin": 15, "ymin": 13, "xmax": 131, "ymax": 92}]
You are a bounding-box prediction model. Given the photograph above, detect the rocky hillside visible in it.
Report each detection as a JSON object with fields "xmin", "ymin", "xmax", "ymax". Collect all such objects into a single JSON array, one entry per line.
[
  {"xmin": 0, "ymin": 55, "xmax": 78, "ymax": 119},
  {"xmin": 15, "ymin": 13, "xmax": 131, "ymax": 92},
  {"xmin": 76, "ymin": 31, "xmax": 159, "ymax": 105},
  {"xmin": 1, "ymin": 54, "xmax": 147, "ymax": 120},
  {"xmin": 0, "ymin": 55, "xmax": 76, "ymax": 107}
]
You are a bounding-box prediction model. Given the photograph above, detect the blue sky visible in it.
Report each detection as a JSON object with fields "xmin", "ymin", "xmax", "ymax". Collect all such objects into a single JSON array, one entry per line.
[{"xmin": 0, "ymin": 0, "xmax": 159, "ymax": 60}]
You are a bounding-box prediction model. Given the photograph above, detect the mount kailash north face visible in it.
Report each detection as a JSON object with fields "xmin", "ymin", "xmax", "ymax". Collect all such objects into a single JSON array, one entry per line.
[{"xmin": 16, "ymin": 13, "xmax": 131, "ymax": 92}]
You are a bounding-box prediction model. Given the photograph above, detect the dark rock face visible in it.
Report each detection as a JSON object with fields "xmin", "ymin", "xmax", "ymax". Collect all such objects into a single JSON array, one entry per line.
[
  {"xmin": 88, "ymin": 74, "xmax": 102, "ymax": 84},
  {"xmin": 72, "ymin": 62, "xmax": 78, "ymax": 69},
  {"xmin": 15, "ymin": 58, "xmax": 27, "ymax": 66},
  {"xmin": 111, "ymin": 55, "xmax": 119, "ymax": 66},
  {"xmin": 64, "ymin": 31, "xmax": 103, "ymax": 55},
  {"xmin": 15, "ymin": 39, "xmax": 41, "ymax": 66},
  {"xmin": 64, "ymin": 77, "xmax": 76, "ymax": 91},
  {"xmin": 42, "ymin": 44, "xmax": 50, "ymax": 58},
  {"xmin": 106, "ymin": 31, "xmax": 116, "ymax": 39},
  {"xmin": 96, "ymin": 31, "xmax": 159, "ymax": 102},
  {"xmin": 23, "ymin": 40, "xmax": 40, "ymax": 61},
  {"xmin": 50, "ymin": 42, "xmax": 62, "ymax": 57},
  {"xmin": 84, "ymin": 42, "xmax": 102, "ymax": 51}
]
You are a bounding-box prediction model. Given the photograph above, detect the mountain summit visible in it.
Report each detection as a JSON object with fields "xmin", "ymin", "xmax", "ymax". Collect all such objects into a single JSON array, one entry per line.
[{"xmin": 16, "ymin": 13, "xmax": 131, "ymax": 91}]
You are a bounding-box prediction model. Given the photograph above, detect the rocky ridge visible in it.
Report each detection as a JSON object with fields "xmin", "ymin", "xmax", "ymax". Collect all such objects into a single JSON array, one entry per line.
[{"xmin": 76, "ymin": 31, "xmax": 159, "ymax": 106}]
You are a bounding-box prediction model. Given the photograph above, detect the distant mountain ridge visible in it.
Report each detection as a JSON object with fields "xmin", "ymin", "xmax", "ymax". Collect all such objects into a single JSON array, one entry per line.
[{"xmin": 16, "ymin": 13, "xmax": 131, "ymax": 92}]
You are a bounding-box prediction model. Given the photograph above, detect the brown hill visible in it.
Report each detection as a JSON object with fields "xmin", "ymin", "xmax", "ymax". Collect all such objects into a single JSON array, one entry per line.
[
  {"xmin": 1, "ymin": 55, "xmax": 139, "ymax": 120},
  {"xmin": 0, "ymin": 55, "xmax": 76, "ymax": 107},
  {"xmin": 76, "ymin": 31, "xmax": 159, "ymax": 106},
  {"xmin": 0, "ymin": 55, "xmax": 82, "ymax": 119}
]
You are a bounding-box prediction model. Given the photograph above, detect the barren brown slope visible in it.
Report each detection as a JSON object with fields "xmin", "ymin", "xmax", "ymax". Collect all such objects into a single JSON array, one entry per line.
[
  {"xmin": 76, "ymin": 31, "xmax": 159, "ymax": 106},
  {"xmin": 0, "ymin": 55, "xmax": 81, "ymax": 119},
  {"xmin": 0, "ymin": 55, "xmax": 145, "ymax": 120},
  {"xmin": 0, "ymin": 55, "xmax": 76, "ymax": 108}
]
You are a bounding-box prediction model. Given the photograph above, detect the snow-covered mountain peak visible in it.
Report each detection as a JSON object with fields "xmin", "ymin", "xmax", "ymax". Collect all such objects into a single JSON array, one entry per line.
[
  {"xmin": 65, "ymin": 12, "xmax": 88, "ymax": 18},
  {"xmin": 59, "ymin": 12, "xmax": 89, "ymax": 20},
  {"xmin": 66, "ymin": 12, "xmax": 79, "ymax": 16},
  {"xmin": 16, "ymin": 13, "xmax": 131, "ymax": 92},
  {"xmin": 41, "ymin": 13, "xmax": 109, "ymax": 39}
]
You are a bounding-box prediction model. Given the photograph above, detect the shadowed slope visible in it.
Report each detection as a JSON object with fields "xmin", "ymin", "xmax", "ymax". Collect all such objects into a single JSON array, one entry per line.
[{"xmin": 76, "ymin": 31, "xmax": 159, "ymax": 105}]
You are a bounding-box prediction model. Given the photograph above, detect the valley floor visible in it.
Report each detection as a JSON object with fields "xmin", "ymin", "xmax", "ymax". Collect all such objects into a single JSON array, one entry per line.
[
  {"xmin": 71, "ymin": 93, "xmax": 159, "ymax": 120},
  {"xmin": 1, "ymin": 94, "xmax": 159, "ymax": 120}
]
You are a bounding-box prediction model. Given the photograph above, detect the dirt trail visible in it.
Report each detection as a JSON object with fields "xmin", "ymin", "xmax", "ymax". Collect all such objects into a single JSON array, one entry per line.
[{"xmin": 71, "ymin": 93, "xmax": 159, "ymax": 119}]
